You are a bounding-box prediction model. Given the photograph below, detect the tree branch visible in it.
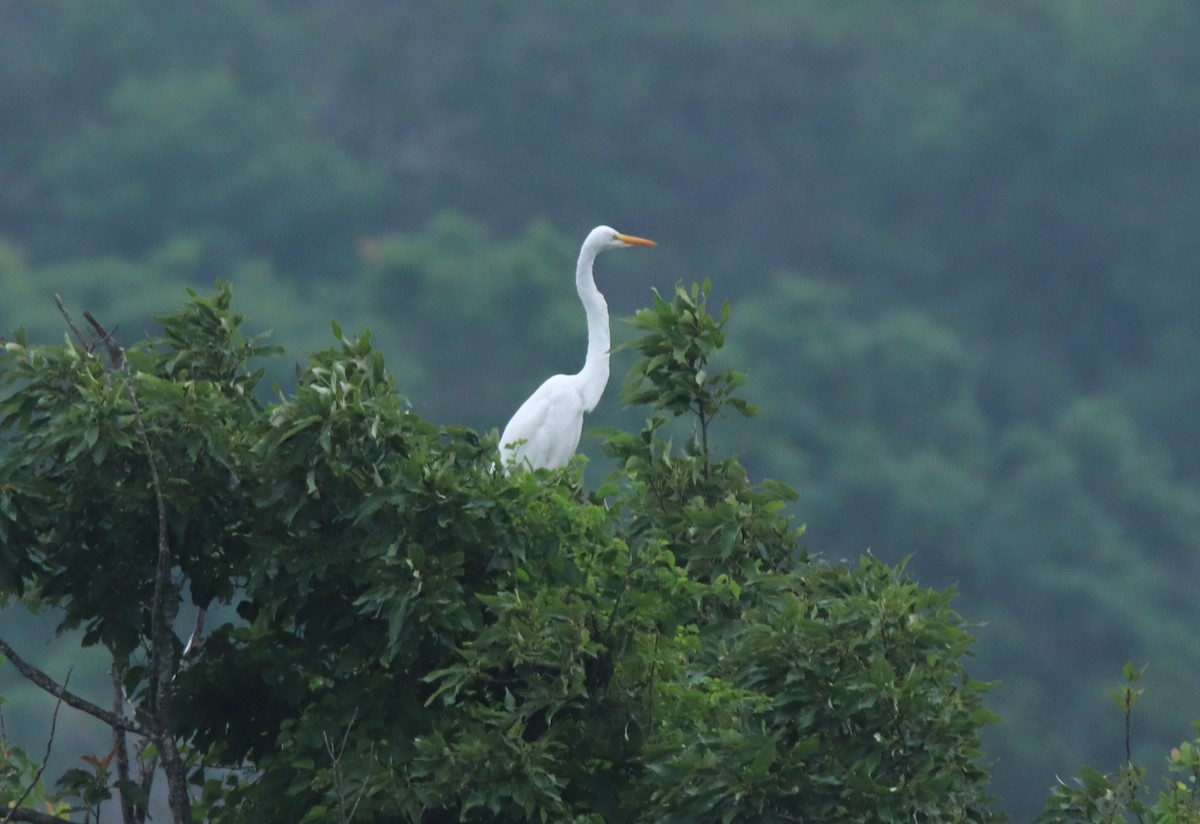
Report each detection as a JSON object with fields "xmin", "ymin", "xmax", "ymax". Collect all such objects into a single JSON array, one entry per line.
[
  {"xmin": 83, "ymin": 310, "xmax": 126, "ymax": 369},
  {"xmin": 323, "ymin": 710, "xmax": 367, "ymax": 824},
  {"xmin": 53, "ymin": 293, "xmax": 89, "ymax": 353},
  {"xmin": 97, "ymin": 319, "xmax": 192, "ymax": 824},
  {"xmin": 0, "ymin": 637, "xmax": 144, "ymax": 735}
]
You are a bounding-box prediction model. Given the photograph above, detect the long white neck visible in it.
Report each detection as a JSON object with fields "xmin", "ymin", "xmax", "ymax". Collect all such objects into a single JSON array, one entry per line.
[{"xmin": 575, "ymin": 245, "xmax": 610, "ymax": 413}]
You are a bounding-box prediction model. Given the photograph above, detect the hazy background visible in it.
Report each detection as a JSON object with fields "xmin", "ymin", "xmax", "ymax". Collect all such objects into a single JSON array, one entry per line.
[{"xmin": 2, "ymin": 2, "xmax": 1199, "ymax": 819}]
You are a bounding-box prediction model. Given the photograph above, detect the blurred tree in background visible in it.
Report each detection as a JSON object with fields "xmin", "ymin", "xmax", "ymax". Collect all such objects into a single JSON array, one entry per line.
[{"xmin": 2, "ymin": 0, "xmax": 1199, "ymax": 818}]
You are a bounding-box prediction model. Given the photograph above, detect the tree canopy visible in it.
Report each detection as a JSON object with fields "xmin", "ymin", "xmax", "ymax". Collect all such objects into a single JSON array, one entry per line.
[{"xmin": 1, "ymin": 285, "xmax": 1009, "ymax": 822}]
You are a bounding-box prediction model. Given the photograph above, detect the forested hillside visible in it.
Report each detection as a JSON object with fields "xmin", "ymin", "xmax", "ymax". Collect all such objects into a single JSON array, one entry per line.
[{"xmin": 2, "ymin": 1, "xmax": 1199, "ymax": 819}]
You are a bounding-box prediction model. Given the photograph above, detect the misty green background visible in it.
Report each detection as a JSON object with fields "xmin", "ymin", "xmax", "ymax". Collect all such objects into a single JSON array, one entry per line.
[{"xmin": 2, "ymin": 2, "xmax": 1199, "ymax": 819}]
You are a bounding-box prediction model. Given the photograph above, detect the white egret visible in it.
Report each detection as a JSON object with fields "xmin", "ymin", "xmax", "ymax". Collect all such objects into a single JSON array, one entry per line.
[{"xmin": 500, "ymin": 225, "xmax": 656, "ymax": 471}]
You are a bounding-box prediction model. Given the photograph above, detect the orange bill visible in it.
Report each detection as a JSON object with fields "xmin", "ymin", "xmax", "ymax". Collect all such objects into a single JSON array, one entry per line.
[{"xmin": 615, "ymin": 233, "xmax": 656, "ymax": 247}]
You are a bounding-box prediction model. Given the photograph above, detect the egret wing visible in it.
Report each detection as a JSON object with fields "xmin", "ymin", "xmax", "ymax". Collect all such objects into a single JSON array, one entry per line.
[{"xmin": 500, "ymin": 375, "xmax": 585, "ymax": 470}]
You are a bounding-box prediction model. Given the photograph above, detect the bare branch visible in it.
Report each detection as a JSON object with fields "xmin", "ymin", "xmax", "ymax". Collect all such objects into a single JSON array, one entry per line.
[
  {"xmin": 83, "ymin": 310, "xmax": 126, "ymax": 369},
  {"xmin": 53, "ymin": 293, "xmax": 90, "ymax": 352},
  {"xmin": 0, "ymin": 637, "xmax": 144, "ymax": 735},
  {"xmin": 1, "ymin": 669, "xmax": 70, "ymax": 824}
]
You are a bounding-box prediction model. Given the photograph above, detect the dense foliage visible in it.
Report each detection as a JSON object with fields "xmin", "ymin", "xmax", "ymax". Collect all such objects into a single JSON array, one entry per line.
[
  {"xmin": 2, "ymin": 3, "xmax": 1199, "ymax": 818},
  {"xmin": 0, "ymin": 286, "xmax": 1006, "ymax": 822}
]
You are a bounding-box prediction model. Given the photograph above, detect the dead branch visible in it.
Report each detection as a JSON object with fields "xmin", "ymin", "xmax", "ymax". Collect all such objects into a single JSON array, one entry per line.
[
  {"xmin": 53, "ymin": 293, "xmax": 89, "ymax": 353},
  {"xmin": 0, "ymin": 637, "xmax": 144, "ymax": 735},
  {"xmin": 83, "ymin": 310, "xmax": 125, "ymax": 369}
]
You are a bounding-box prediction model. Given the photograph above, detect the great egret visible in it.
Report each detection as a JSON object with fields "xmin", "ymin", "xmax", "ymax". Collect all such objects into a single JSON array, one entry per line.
[{"xmin": 500, "ymin": 225, "xmax": 656, "ymax": 471}]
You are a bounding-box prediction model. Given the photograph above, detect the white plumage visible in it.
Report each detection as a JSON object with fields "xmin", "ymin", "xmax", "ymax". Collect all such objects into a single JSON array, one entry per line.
[{"xmin": 500, "ymin": 225, "xmax": 655, "ymax": 471}]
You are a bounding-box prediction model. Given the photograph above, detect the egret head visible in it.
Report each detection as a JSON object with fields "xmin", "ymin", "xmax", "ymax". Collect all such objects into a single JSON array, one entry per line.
[{"xmin": 585, "ymin": 225, "xmax": 656, "ymax": 254}]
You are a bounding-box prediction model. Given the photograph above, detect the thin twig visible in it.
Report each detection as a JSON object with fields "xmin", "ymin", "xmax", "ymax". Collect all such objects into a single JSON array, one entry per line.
[
  {"xmin": 1, "ymin": 669, "xmax": 71, "ymax": 824},
  {"xmin": 1124, "ymin": 686, "xmax": 1134, "ymax": 765},
  {"xmin": 0, "ymin": 637, "xmax": 144, "ymax": 735},
  {"xmin": 1124, "ymin": 686, "xmax": 1145, "ymax": 824},
  {"xmin": 323, "ymin": 710, "xmax": 367, "ymax": 823}
]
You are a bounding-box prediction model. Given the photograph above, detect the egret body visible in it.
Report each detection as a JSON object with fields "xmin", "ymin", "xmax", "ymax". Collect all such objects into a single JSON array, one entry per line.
[{"xmin": 500, "ymin": 225, "xmax": 655, "ymax": 470}]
